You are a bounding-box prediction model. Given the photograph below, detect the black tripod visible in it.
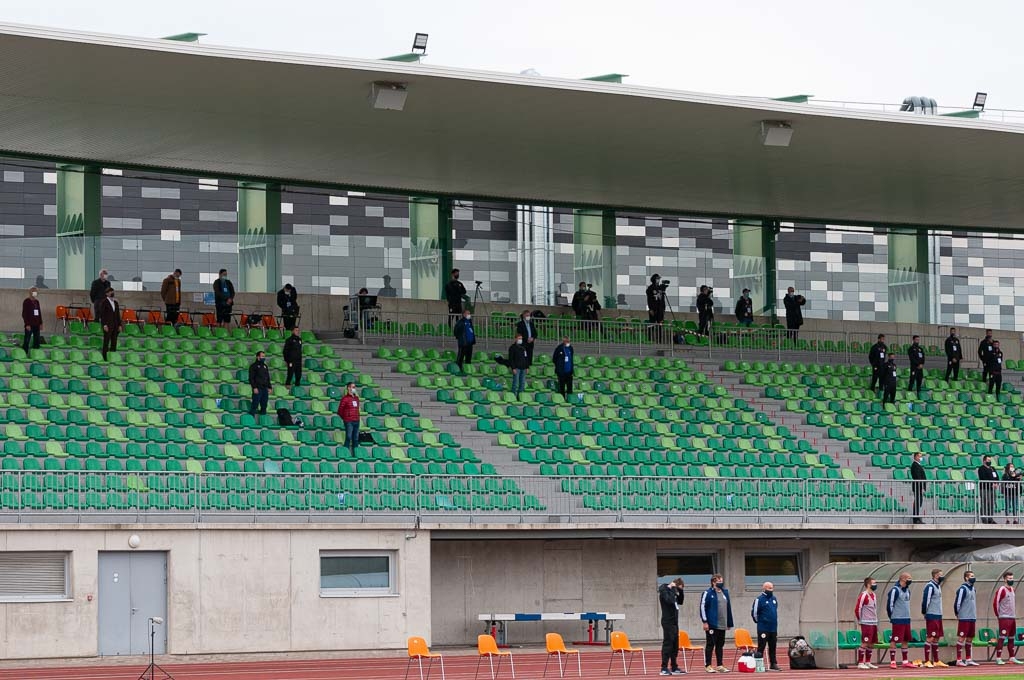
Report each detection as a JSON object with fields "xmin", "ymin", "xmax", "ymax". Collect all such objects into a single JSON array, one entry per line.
[
  {"xmin": 472, "ymin": 281, "xmax": 486, "ymax": 310},
  {"xmin": 137, "ymin": 617, "xmax": 173, "ymax": 680}
]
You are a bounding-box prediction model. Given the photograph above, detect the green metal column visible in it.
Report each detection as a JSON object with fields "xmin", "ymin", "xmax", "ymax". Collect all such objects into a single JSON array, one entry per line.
[
  {"xmin": 237, "ymin": 181, "xmax": 281, "ymax": 293},
  {"xmin": 887, "ymin": 227, "xmax": 930, "ymax": 322},
  {"xmin": 409, "ymin": 197, "xmax": 452, "ymax": 300},
  {"xmin": 56, "ymin": 164, "xmax": 102, "ymax": 289},
  {"xmin": 732, "ymin": 219, "xmax": 779, "ymax": 319},
  {"xmin": 572, "ymin": 209, "xmax": 616, "ymax": 309}
]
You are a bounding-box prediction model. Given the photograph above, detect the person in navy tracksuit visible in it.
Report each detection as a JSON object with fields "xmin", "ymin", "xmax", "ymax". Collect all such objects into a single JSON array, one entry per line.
[
  {"xmin": 700, "ymin": 574, "xmax": 734, "ymax": 672},
  {"xmin": 751, "ymin": 582, "xmax": 780, "ymax": 671}
]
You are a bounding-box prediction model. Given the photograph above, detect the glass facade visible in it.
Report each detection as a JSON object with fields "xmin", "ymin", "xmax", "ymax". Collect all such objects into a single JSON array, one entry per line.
[{"xmin": 2, "ymin": 156, "xmax": 1023, "ymax": 330}]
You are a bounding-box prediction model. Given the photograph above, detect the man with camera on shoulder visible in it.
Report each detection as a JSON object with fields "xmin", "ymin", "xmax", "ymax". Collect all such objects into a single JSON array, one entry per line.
[
  {"xmin": 696, "ymin": 285, "xmax": 714, "ymax": 336},
  {"xmin": 647, "ymin": 274, "xmax": 669, "ymax": 339}
]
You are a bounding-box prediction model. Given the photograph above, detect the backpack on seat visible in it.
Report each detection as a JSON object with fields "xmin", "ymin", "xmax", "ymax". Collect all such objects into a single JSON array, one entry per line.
[{"xmin": 276, "ymin": 408, "xmax": 294, "ymax": 427}]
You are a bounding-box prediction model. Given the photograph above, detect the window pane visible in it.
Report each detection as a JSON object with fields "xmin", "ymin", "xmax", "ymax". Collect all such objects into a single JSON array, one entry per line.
[
  {"xmin": 320, "ymin": 555, "xmax": 390, "ymax": 590},
  {"xmin": 745, "ymin": 554, "xmax": 801, "ymax": 587},
  {"xmin": 657, "ymin": 554, "xmax": 716, "ymax": 587}
]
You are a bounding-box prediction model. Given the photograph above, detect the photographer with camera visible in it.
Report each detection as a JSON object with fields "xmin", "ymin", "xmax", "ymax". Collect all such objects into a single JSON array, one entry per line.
[
  {"xmin": 444, "ymin": 269, "xmax": 467, "ymax": 327},
  {"xmin": 696, "ymin": 285, "xmax": 714, "ymax": 336},
  {"xmin": 646, "ymin": 274, "xmax": 668, "ymax": 339},
  {"xmin": 581, "ymin": 284, "xmax": 601, "ymax": 330},
  {"xmin": 783, "ymin": 287, "xmax": 806, "ymax": 341}
]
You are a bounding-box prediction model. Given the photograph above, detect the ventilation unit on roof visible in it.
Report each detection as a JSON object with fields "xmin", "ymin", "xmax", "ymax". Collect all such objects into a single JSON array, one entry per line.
[{"xmin": 899, "ymin": 96, "xmax": 937, "ymax": 115}]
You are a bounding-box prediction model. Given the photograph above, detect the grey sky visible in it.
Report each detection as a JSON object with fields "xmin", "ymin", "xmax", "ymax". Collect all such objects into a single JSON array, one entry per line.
[{"xmin": 3, "ymin": 0, "xmax": 1023, "ymax": 111}]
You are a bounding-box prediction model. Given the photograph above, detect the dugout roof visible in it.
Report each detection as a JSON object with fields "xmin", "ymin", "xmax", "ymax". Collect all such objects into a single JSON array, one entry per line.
[{"xmin": 1, "ymin": 23, "xmax": 1024, "ymax": 230}]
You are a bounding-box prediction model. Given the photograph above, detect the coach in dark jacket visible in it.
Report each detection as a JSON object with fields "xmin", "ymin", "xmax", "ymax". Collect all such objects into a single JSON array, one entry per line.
[
  {"xmin": 752, "ymin": 583, "xmax": 781, "ymax": 671},
  {"xmin": 659, "ymin": 578, "xmax": 685, "ymax": 675}
]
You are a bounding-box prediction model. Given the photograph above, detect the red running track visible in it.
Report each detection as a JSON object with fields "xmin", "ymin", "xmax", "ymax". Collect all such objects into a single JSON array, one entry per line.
[{"xmin": 2, "ymin": 651, "xmax": 1024, "ymax": 680}]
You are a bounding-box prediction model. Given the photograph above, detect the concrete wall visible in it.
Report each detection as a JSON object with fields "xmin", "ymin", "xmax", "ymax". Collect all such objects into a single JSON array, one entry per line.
[
  {"xmin": 0, "ymin": 525, "xmax": 429, "ymax": 659},
  {"xmin": 431, "ymin": 537, "xmax": 910, "ymax": 646}
]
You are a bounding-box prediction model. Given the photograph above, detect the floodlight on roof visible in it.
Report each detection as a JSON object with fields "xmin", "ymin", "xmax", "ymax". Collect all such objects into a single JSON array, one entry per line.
[
  {"xmin": 974, "ymin": 92, "xmax": 988, "ymax": 110},
  {"xmin": 412, "ymin": 33, "xmax": 429, "ymax": 54},
  {"xmin": 760, "ymin": 121, "xmax": 793, "ymax": 147}
]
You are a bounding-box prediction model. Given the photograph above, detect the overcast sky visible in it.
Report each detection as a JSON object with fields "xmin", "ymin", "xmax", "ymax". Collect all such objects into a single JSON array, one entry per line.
[{"xmin": 3, "ymin": 0, "xmax": 1023, "ymax": 111}]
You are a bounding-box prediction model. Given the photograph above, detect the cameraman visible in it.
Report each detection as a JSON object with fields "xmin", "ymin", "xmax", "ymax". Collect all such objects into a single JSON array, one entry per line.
[
  {"xmin": 696, "ymin": 285, "xmax": 714, "ymax": 336},
  {"xmin": 582, "ymin": 284, "xmax": 601, "ymax": 329},
  {"xmin": 646, "ymin": 274, "xmax": 668, "ymax": 337},
  {"xmin": 783, "ymin": 286, "xmax": 805, "ymax": 341}
]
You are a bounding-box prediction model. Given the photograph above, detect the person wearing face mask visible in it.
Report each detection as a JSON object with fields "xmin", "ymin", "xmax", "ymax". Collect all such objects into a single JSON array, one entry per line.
[
  {"xmin": 907, "ymin": 335, "xmax": 925, "ymax": 397},
  {"xmin": 881, "ymin": 356, "xmax": 898, "ymax": 407},
  {"xmin": 552, "ymin": 337, "xmax": 575, "ymax": 402},
  {"xmin": 98, "ymin": 287, "xmax": 122, "ymax": 362},
  {"xmin": 339, "ymin": 382, "xmax": 361, "ymax": 453},
  {"xmin": 657, "ymin": 577, "xmax": 686, "ymax": 676},
  {"xmin": 213, "ymin": 268, "xmax": 235, "ymax": 328},
  {"xmin": 276, "ymin": 283, "xmax": 300, "ymax": 330},
  {"xmin": 979, "ymin": 329, "xmax": 995, "ymax": 384},
  {"xmin": 954, "ymin": 570, "xmax": 980, "ymax": 666},
  {"xmin": 993, "ymin": 571, "xmax": 1022, "ymax": 664},
  {"xmin": 444, "ymin": 269, "xmax": 467, "ymax": 327},
  {"xmin": 868, "ymin": 334, "xmax": 887, "ymax": 392},
  {"xmin": 944, "ymin": 327, "xmax": 962, "ymax": 383},
  {"xmin": 1003, "ymin": 463, "xmax": 1022, "ymax": 524},
  {"xmin": 515, "ymin": 311, "xmax": 537, "ymax": 367},
  {"xmin": 909, "ymin": 452, "xmax": 926, "ymax": 524},
  {"xmin": 571, "ymin": 281, "xmax": 588, "ymax": 320},
  {"xmin": 89, "ymin": 268, "xmax": 112, "ymax": 325},
  {"xmin": 699, "ymin": 574, "xmax": 733, "ymax": 673},
  {"xmin": 248, "ymin": 351, "xmax": 271, "ymax": 416},
  {"xmin": 854, "ymin": 577, "xmax": 879, "ymax": 669},
  {"xmin": 508, "ymin": 334, "xmax": 529, "ymax": 401},
  {"xmin": 283, "ymin": 327, "xmax": 303, "ymax": 387},
  {"xmin": 978, "ymin": 455, "xmax": 999, "ymax": 524},
  {"xmin": 921, "ymin": 569, "xmax": 947, "ymax": 668},
  {"xmin": 885, "ymin": 572, "xmax": 915, "ymax": 668},
  {"xmin": 751, "ymin": 581, "xmax": 780, "ymax": 671},
  {"xmin": 987, "ymin": 340, "xmax": 1004, "ymax": 399},
  {"xmin": 160, "ymin": 268, "xmax": 182, "ymax": 326},
  {"xmin": 21, "ymin": 286, "xmax": 42, "ymax": 353},
  {"xmin": 453, "ymin": 310, "xmax": 476, "ymax": 373}
]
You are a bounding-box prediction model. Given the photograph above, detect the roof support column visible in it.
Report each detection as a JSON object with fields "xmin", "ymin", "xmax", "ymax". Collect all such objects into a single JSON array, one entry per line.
[
  {"xmin": 887, "ymin": 227, "xmax": 929, "ymax": 323},
  {"xmin": 237, "ymin": 181, "xmax": 281, "ymax": 293},
  {"xmin": 573, "ymin": 209, "xmax": 617, "ymax": 309},
  {"xmin": 733, "ymin": 219, "xmax": 779, "ymax": 320},
  {"xmin": 409, "ymin": 197, "xmax": 453, "ymax": 301},
  {"xmin": 56, "ymin": 164, "xmax": 102, "ymax": 289}
]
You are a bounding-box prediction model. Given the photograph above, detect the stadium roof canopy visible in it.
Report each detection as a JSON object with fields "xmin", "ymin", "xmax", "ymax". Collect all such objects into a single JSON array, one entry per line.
[{"xmin": 1, "ymin": 23, "xmax": 1024, "ymax": 231}]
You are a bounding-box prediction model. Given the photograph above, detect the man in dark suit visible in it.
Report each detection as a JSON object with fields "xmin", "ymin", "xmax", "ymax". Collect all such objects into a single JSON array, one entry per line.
[
  {"xmin": 283, "ymin": 327, "xmax": 303, "ymax": 387},
  {"xmin": 868, "ymin": 334, "xmax": 888, "ymax": 392},
  {"xmin": 978, "ymin": 455, "xmax": 999, "ymax": 524},
  {"xmin": 944, "ymin": 327, "xmax": 962, "ymax": 383},
  {"xmin": 98, "ymin": 287, "xmax": 122, "ymax": 362},
  {"xmin": 89, "ymin": 268, "xmax": 111, "ymax": 325},
  {"xmin": 910, "ymin": 452, "xmax": 927, "ymax": 524},
  {"xmin": 783, "ymin": 286, "xmax": 805, "ymax": 341},
  {"xmin": 515, "ymin": 310, "xmax": 537, "ymax": 367},
  {"xmin": 277, "ymin": 283, "xmax": 300, "ymax": 330},
  {"xmin": 979, "ymin": 330, "xmax": 995, "ymax": 383}
]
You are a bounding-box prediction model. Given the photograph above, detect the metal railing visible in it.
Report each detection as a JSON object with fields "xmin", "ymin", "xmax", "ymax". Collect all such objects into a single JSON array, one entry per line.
[
  {"xmin": 0, "ymin": 472, "xmax": 1017, "ymax": 526},
  {"xmin": 360, "ymin": 310, "xmax": 986, "ymax": 368}
]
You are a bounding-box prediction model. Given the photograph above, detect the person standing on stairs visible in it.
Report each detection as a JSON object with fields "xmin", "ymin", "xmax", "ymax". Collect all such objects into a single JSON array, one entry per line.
[
  {"xmin": 339, "ymin": 382, "xmax": 361, "ymax": 453},
  {"xmin": 979, "ymin": 329, "xmax": 996, "ymax": 384},
  {"xmin": 552, "ymin": 337, "xmax": 575, "ymax": 402},
  {"xmin": 909, "ymin": 452, "xmax": 927, "ymax": 524},
  {"xmin": 283, "ymin": 327, "xmax": 303, "ymax": 387},
  {"xmin": 868, "ymin": 334, "xmax": 887, "ymax": 392},
  {"xmin": 508, "ymin": 334, "xmax": 529, "ymax": 401},
  {"xmin": 986, "ymin": 340, "xmax": 1004, "ymax": 399},
  {"xmin": 881, "ymin": 356, "xmax": 898, "ymax": 407},
  {"xmin": 944, "ymin": 327, "xmax": 962, "ymax": 382},
  {"xmin": 453, "ymin": 310, "xmax": 476, "ymax": 373},
  {"xmin": 907, "ymin": 335, "xmax": 925, "ymax": 397}
]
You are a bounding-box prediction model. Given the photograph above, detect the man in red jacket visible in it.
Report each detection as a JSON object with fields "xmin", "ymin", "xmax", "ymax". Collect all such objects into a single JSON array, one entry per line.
[
  {"xmin": 339, "ymin": 382, "xmax": 360, "ymax": 453},
  {"xmin": 21, "ymin": 286, "xmax": 42, "ymax": 353}
]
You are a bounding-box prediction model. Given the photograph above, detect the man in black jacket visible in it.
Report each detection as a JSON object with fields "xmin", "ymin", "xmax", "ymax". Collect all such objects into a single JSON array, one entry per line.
[
  {"xmin": 248, "ymin": 350, "xmax": 271, "ymax": 416},
  {"xmin": 89, "ymin": 268, "xmax": 112, "ymax": 324},
  {"xmin": 986, "ymin": 340, "xmax": 1004, "ymax": 398},
  {"xmin": 453, "ymin": 310, "xmax": 476, "ymax": 373},
  {"xmin": 978, "ymin": 455, "xmax": 999, "ymax": 524},
  {"xmin": 277, "ymin": 283, "xmax": 300, "ymax": 330},
  {"xmin": 979, "ymin": 330, "xmax": 995, "ymax": 383},
  {"xmin": 783, "ymin": 287, "xmax": 805, "ymax": 341},
  {"xmin": 696, "ymin": 285, "xmax": 714, "ymax": 336},
  {"xmin": 944, "ymin": 327, "xmax": 962, "ymax": 382},
  {"xmin": 735, "ymin": 288, "xmax": 753, "ymax": 326},
  {"xmin": 283, "ymin": 327, "xmax": 303, "ymax": 386},
  {"xmin": 508, "ymin": 335, "xmax": 529, "ymax": 400},
  {"xmin": 213, "ymin": 269, "xmax": 235, "ymax": 328},
  {"xmin": 907, "ymin": 335, "xmax": 925, "ymax": 396},
  {"xmin": 882, "ymin": 355, "xmax": 898, "ymax": 407},
  {"xmin": 98, "ymin": 287, "xmax": 122, "ymax": 362},
  {"xmin": 658, "ymin": 578, "xmax": 686, "ymax": 676},
  {"xmin": 910, "ymin": 452, "xmax": 927, "ymax": 524},
  {"xmin": 444, "ymin": 269, "xmax": 467, "ymax": 326},
  {"xmin": 868, "ymin": 334, "xmax": 888, "ymax": 392},
  {"xmin": 571, "ymin": 282, "xmax": 588, "ymax": 320},
  {"xmin": 552, "ymin": 337, "xmax": 575, "ymax": 402},
  {"xmin": 515, "ymin": 310, "xmax": 537, "ymax": 367}
]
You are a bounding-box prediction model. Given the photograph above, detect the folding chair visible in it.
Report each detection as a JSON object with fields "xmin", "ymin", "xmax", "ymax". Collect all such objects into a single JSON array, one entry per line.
[
  {"xmin": 607, "ymin": 631, "xmax": 645, "ymax": 676},
  {"xmin": 476, "ymin": 633, "xmax": 514, "ymax": 680},
  {"xmin": 731, "ymin": 628, "xmax": 756, "ymax": 670},
  {"xmin": 678, "ymin": 630, "xmax": 704, "ymax": 673},
  {"xmin": 544, "ymin": 632, "xmax": 581, "ymax": 677},
  {"xmin": 405, "ymin": 635, "xmax": 445, "ymax": 680}
]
